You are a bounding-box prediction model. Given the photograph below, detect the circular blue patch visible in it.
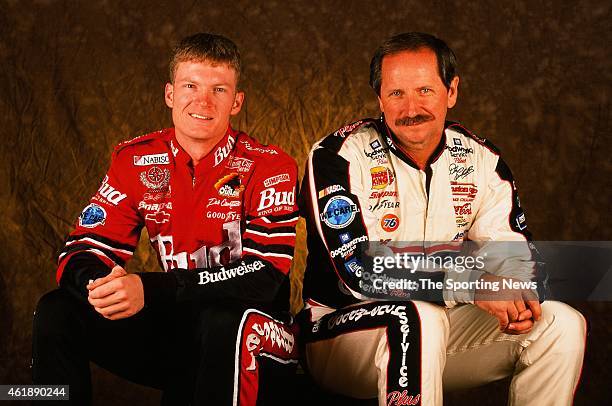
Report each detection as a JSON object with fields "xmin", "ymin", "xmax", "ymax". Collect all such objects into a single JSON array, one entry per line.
[
  {"xmin": 79, "ymin": 203, "xmax": 107, "ymax": 228},
  {"xmin": 321, "ymin": 196, "xmax": 358, "ymax": 229}
]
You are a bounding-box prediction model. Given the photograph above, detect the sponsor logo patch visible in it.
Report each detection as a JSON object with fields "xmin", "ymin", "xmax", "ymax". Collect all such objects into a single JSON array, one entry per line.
[
  {"xmin": 320, "ymin": 196, "xmax": 359, "ymax": 229},
  {"xmin": 139, "ymin": 166, "xmax": 171, "ymax": 191},
  {"xmin": 345, "ymin": 258, "xmax": 364, "ymax": 276},
  {"xmin": 369, "ymin": 190, "xmax": 398, "ymax": 199},
  {"xmin": 515, "ymin": 212, "xmax": 527, "ymax": 230},
  {"xmin": 213, "ymin": 134, "xmax": 235, "ymax": 166},
  {"xmin": 453, "ymin": 137, "xmax": 462, "ymax": 146},
  {"xmin": 79, "ymin": 203, "xmax": 107, "ymax": 228},
  {"xmin": 454, "ymin": 203, "xmax": 472, "ymax": 216},
  {"xmin": 225, "ymin": 156, "xmax": 254, "ymax": 173},
  {"xmin": 318, "ymin": 184, "xmax": 346, "ymax": 199},
  {"xmin": 339, "ymin": 232, "xmax": 351, "ymax": 243},
  {"xmin": 207, "ymin": 197, "xmax": 241, "ymax": 209},
  {"xmin": 133, "ymin": 153, "xmax": 169, "ymax": 166},
  {"xmin": 263, "ymin": 173, "xmax": 290, "ymax": 188},
  {"xmin": 381, "ymin": 213, "xmax": 400, "ymax": 232},
  {"xmin": 370, "ymin": 166, "xmax": 395, "ymax": 190},
  {"xmin": 145, "ymin": 210, "xmax": 170, "ymax": 224},
  {"xmin": 334, "ymin": 120, "xmax": 363, "ymax": 138},
  {"xmin": 214, "ymin": 173, "xmax": 245, "ymax": 198},
  {"xmin": 96, "ymin": 175, "xmax": 127, "ymax": 205},
  {"xmin": 257, "ymin": 187, "xmax": 295, "ymax": 212},
  {"xmin": 240, "ymin": 140, "xmax": 279, "ymax": 155},
  {"xmin": 330, "ymin": 235, "xmax": 368, "ymax": 258}
]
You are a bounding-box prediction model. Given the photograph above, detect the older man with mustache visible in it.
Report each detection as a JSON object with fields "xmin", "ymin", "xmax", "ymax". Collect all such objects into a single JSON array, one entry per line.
[{"xmin": 298, "ymin": 32, "xmax": 585, "ymax": 405}]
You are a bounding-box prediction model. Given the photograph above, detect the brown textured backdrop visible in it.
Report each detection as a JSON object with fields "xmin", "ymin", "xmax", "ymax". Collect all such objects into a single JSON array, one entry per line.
[{"xmin": 0, "ymin": 0, "xmax": 610, "ymax": 404}]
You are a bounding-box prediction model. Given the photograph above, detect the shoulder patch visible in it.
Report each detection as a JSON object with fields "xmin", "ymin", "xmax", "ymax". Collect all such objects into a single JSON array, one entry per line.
[
  {"xmin": 114, "ymin": 129, "xmax": 170, "ymax": 154},
  {"xmin": 320, "ymin": 118, "xmax": 378, "ymax": 153},
  {"xmin": 446, "ymin": 121, "xmax": 500, "ymax": 155}
]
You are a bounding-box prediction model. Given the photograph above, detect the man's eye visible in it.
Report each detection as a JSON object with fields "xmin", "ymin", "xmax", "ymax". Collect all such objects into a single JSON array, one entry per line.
[
  {"xmin": 185, "ymin": 84, "xmax": 195, "ymax": 89},
  {"xmin": 390, "ymin": 90, "xmax": 402, "ymax": 97},
  {"xmin": 214, "ymin": 87, "xmax": 226, "ymax": 93},
  {"xmin": 420, "ymin": 88, "xmax": 432, "ymax": 94}
]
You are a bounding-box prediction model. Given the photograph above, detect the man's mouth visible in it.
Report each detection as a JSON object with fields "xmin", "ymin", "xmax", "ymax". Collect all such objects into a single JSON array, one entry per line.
[
  {"xmin": 189, "ymin": 113, "xmax": 213, "ymax": 120},
  {"xmin": 395, "ymin": 115, "xmax": 433, "ymax": 126}
]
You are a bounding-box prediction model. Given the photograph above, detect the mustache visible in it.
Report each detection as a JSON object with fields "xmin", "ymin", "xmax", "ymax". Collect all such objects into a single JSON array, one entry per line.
[{"xmin": 395, "ymin": 114, "xmax": 434, "ymax": 126}]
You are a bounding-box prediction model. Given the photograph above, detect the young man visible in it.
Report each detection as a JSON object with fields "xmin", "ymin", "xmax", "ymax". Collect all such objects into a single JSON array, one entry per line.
[
  {"xmin": 32, "ymin": 33, "xmax": 299, "ymax": 406},
  {"xmin": 299, "ymin": 32, "xmax": 586, "ymax": 405}
]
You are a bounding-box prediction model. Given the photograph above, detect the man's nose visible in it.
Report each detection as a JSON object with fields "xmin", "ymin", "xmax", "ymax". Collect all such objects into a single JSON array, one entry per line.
[
  {"xmin": 402, "ymin": 94, "xmax": 419, "ymax": 117},
  {"xmin": 194, "ymin": 91, "xmax": 212, "ymax": 107}
]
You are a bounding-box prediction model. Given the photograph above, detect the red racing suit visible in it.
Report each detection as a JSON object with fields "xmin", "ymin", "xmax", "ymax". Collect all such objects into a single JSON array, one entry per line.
[{"xmin": 57, "ymin": 126, "xmax": 299, "ymax": 311}]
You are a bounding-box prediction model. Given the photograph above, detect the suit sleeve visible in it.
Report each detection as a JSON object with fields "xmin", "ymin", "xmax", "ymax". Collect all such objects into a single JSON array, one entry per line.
[
  {"xmin": 56, "ymin": 149, "xmax": 142, "ymax": 301},
  {"xmin": 139, "ymin": 157, "xmax": 299, "ymax": 305},
  {"xmin": 445, "ymin": 156, "xmax": 547, "ymax": 305}
]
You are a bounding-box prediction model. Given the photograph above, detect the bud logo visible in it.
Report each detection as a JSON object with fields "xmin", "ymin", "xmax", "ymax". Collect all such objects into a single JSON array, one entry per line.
[
  {"xmin": 320, "ymin": 196, "xmax": 359, "ymax": 229},
  {"xmin": 263, "ymin": 173, "xmax": 290, "ymax": 188},
  {"xmin": 370, "ymin": 166, "xmax": 395, "ymax": 190},
  {"xmin": 257, "ymin": 187, "xmax": 295, "ymax": 211},
  {"xmin": 213, "ymin": 134, "xmax": 235, "ymax": 166},
  {"xmin": 199, "ymin": 260, "xmax": 264, "ymax": 285},
  {"xmin": 133, "ymin": 153, "xmax": 169, "ymax": 166},
  {"xmin": 381, "ymin": 213, "xmax": 399, "ymax": 232},
  {"xmin": 454, "ymin": 203, "xmax": 472, "ymax": 216},
  {"xmin": 318, "ymin": 184, "xmax": 346, "ymax": 199},
  {"xmin": 97, "ymin": 175, "xmax": 127, "ymax": 205},
  {"xmin": 214, "ymin": 173, "xmax": 244, "ymax": 198}
]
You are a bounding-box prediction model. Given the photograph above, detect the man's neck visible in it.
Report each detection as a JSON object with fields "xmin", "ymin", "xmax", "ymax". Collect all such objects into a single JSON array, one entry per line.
[
  {"xmin": 175, "ymin": 132, "xmax": 226, "ymax": 167},
  {"xmin": 395, "ymin": 134, "xmax": 442, "ymax": 170}
]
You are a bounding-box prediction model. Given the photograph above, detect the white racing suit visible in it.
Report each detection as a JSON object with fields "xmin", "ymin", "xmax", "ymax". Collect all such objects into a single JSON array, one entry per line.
[{"xmin": 298, "ymin": 117, "xmax": 586, "ymax": 405}]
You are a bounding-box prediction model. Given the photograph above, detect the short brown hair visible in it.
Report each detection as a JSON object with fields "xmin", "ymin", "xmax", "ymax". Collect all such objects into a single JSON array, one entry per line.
[
  {"xmin": 169, "ymin": 33, "xmax": 241, "ymax": 84},
  {"xmin": 370, "ymin": 32, "xmax": 457, "ymax": 95}
]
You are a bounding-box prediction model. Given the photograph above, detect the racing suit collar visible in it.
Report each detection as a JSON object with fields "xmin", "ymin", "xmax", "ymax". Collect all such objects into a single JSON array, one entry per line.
[
  {"xmin": 379, "ymin": 114, "xmax": 447, "ymax": 170},
  {"xmin": 170, "ymin": 125, "xmax": 239, "ymax": 171}
]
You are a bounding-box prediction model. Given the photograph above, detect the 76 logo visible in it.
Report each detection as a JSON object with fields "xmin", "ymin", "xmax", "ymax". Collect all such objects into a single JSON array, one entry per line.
[{"xmin": 381, "ymin": 214, "xmax": 400, "ymax": 232}]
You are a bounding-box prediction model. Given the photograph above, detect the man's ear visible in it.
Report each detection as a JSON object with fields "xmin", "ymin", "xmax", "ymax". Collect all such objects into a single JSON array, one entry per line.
[
  {"xmin": 447, "ymin": 76, "xmax": 459, "ymax": 109},
  {"xmin": 378, "ymin": 95, "xmax": 384, "ymax": 113},
  {"xmin": 230, "ymin": 91, "xmax": 245, "ymax": 116},
  {"xmin": 164, "ymin": 83, "xmax": 174, "ymax": 108}
]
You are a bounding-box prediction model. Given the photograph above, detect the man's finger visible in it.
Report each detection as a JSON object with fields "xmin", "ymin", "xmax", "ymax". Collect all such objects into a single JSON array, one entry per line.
[
  {"xmin": 87, "ymin": 265, "xmax": 127, "ymax": 290},
  {"xmin": 88, "ymin": 291, "xmax": 123, "ymax": 308},
  {"xmin": 517, "ymin": 309, "xmax": 532, "ymax": 321},
  {"xmin": 507, "ymin": 303, "xmax": 519, "ymax": 322},
  {"xmin": 496, "ymin": 311, "xmax": 509, "ymax": 331},
  {"xmin": 94, "ymin": 301, "xmax": 129, "ymax": 317},
  {"xmin": 506, "ymin": 318, "xmax": 534, "ymax": 334},
  {"xmin": 89, "ymin": 278, "xmax": 123, "ymax": 299},
  {"xmin": 525, "ymin": 299, "xmax": 542, "ymax": 321}
]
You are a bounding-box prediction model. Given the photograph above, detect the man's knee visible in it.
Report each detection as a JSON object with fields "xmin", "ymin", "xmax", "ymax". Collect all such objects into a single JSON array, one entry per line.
[
  {"xmin": 33, "ymin": 289, "xmax": 81, "ymax": 338},
  {"xmin": 538, "ymin": 301, "xmax": 586, "ymax": 352}
]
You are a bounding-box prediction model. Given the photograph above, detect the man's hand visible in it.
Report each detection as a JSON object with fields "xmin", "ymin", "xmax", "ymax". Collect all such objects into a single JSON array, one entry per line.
[
  {"xmin": 474, "ymin": 273, "xmax": 541, "ymax": 335},
  {"xmin": 87, "ymin": 265, "xmax": 145, "ymax": 320}
]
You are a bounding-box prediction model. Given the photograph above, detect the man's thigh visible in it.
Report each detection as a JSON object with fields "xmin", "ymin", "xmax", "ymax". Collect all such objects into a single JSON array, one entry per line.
[
  {"xmin": 443, "ymin": 304, "xmax": 525, "ymax": 390},
  {"xmin": 301, "ymin": 301, "xmax": 436, "ymax": 403}
]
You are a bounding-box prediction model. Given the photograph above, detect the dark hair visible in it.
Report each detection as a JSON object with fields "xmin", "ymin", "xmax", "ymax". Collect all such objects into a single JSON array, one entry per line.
[
  {"xmin": 169, "ymin": 33, "xmax": 241, "ymax": 84},
  {"xmin": 369, "ymin": 32, "xmax": 457, "ymax": 95}
]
